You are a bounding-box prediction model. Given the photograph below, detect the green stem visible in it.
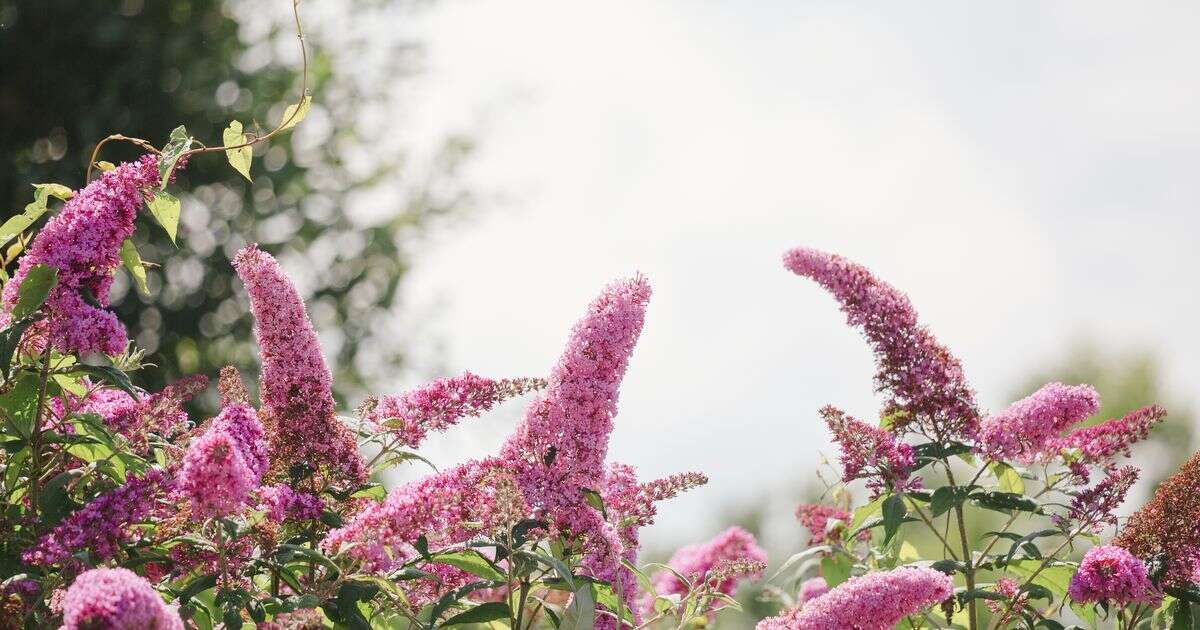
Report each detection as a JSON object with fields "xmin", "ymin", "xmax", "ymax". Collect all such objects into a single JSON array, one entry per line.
[
  {"xmin": 27, "ymin": 351, "xmax": 52, "ymax": 522},
  {"xmin": 944, "ymin": 464, "xmax": 978, "ymax": 630}
]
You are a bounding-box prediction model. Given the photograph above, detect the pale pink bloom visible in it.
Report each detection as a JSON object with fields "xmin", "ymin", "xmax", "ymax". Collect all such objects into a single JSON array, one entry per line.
[
  {"xmin": 61, "ymin": 568, "xmax": 181, "ymax": 630},
  {"xmin": 978, "ymin": 382, "xmax": 1100, "ymax": 463},
  {"xmin": 177, "ymin": 428, "xmax": 256, "ymax": 519},
  {"xmin": 798, "ymin": 577, "xmax": 829, "ymax": 604},
  {"xmin": 756, "ymin": 567, "xmax": 952, "ymax": 630},
  {"xmin": 648, "ymin": 526, "xmax": 767, "ymax": 616}
]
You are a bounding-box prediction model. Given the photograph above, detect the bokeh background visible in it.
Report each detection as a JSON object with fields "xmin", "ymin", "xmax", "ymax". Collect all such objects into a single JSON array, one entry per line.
[{"xmin": 3, "ymin": 0, "xmax": 1198, "ymax": 618}]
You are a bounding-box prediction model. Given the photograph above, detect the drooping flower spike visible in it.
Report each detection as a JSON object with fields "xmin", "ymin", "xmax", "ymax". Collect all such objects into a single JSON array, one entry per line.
[
  {"xmin": 756, "ymin": 567, "xmax": 953, "ymax": 630},
  {"xmin": 1, "ymin": 155, "xmax": 169, "ymax": 355},
  {"xmin": 234, "ymin": 244, "xmax": 366, "ymax": 485},
  {"xmin": 784, "ymin": 247, "xmax": 979, "ymax": 438}
]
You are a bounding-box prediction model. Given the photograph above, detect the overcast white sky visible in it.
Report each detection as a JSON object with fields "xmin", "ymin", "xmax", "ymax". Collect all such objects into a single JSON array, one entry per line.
[{"xmin": 337, "ymin": 1, "xmax": 1200, "ymax": 553}]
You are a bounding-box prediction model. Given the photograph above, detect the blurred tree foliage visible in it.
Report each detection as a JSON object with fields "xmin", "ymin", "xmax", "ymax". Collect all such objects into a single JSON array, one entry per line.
[{"xmin": 0, "ymin": 0, "xmax": 472, "ymax": 409}]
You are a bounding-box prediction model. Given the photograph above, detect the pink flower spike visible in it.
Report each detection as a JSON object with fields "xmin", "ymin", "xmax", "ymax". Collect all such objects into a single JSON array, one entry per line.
[
  {"xmin": 61, "ymin": 567, "xmax": 182, "ymax": 630},
  {"xmin": 1056, "ymin": 405, "xmax": 1166, "ymax": 464},
  {"xmin": 1, "ymin": 155, "xmax": 165, "ymax": 355},
  {"xmin": 365, "ymin": 372, "xmax": 545, "ymax": 448},
  {"xmin": 798, "ymin": 576, "xmax": 829, "ymax": 604},
  {"xmin": 234, "ymin": 243, "xmax": 366, "ymax": 484}
]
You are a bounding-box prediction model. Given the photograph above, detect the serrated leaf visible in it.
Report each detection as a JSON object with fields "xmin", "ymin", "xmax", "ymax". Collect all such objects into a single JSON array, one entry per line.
[
  {"xmin": 146, "ymin": 191, "xmax": 181, "ymax": 244},
  {"xmin": 279, "ymin": 95, "xmax": 311, "ymax": 131},
  {"xmin": 11, "ymin": 264, "xmax": 57, "ymax": 322},
  {"xmin": 158, "ymin": 125, "xmax": 192, "ymax": 188},
  {"xmin": 222, "ymin": 121, "xmax": 253, "ymax": 182},
  {"xmin": 119, "ymin": 239, "xmax": 150, "ymax": 296}
]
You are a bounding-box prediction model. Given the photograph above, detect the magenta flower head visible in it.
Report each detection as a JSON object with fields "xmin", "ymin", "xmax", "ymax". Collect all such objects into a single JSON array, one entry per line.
[
  {"xmin": 208, "ymin": 402, "xmax": 269, "ymax": 480},
  {"xmin": 233, "ymin": 244, "xmax": 366, "ymax": 484},
  {"xmin": 756, "ymin": 567, "xmax": 952, "ymax": 630},
  {"xmin": 177, "ymin": 428, "xmax": 256, "ymax": 519},
  {"xmin": 61, "ymin": 567, "xmax": 181, "ymax": 630},
  {"xmin": 23, "ymin": 468, "xmax": 169, "ymax": 566},
  {"xmin": 783, "ymin": 248, "xmax": 979, "ymax": 439},
  {"xmin": 651, "ymin": 526, "xmax": 768, "ymax": 605},
  {"xmin": 1, "ymin": 155, "xmax": 163, "ymax": 355},
  {"xmin": 1068, "ymin": 545, "xmax": 1160, "ymax": 606},
  {"xmin": 978, "ymin": 382, "xmax": 1100, "ymax": 463},
  {"xmin": 798, "ymin": 576, "xmax": 829, "ymax": 603}
]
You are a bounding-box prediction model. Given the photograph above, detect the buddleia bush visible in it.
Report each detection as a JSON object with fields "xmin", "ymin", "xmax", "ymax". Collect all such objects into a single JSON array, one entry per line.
[{"xmin": 2, "ymin": 3, "xmax": 1198, "ymax": 630}]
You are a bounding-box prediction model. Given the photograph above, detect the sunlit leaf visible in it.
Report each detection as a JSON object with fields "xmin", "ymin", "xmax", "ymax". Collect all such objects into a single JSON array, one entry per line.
[
  {"xmin": 11, "ymin": 264, "xmax": 57, "ymax": 322},
  {"xmin": 119, "ymin": 239, "xmax": 150, "ymax": 296},
  {"xmin": 222, "ymin": 121, "xmax": 252, "ymax": 182},
  {"xmin": 158, "ymin": 125, "xmax": 192, "ymax": 188},
  {"xmin": 279, "ymin": 95, "xmax": 311, "ymax": 131},
  {"xmin": 146, "ymin": 191, "xmax": 181, "ymax": 244}
]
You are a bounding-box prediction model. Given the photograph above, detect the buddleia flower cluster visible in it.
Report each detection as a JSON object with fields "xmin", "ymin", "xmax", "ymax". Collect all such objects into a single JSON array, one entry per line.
[{"xmin": 1, "ymin": 32, "xmax": 1196, "ymax": 627}]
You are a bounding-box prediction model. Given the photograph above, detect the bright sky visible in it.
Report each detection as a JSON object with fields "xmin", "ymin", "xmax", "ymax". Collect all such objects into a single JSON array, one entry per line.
[{"xmin": 356, "ymin": 1, "xmax": 1200, "ymax": 553}]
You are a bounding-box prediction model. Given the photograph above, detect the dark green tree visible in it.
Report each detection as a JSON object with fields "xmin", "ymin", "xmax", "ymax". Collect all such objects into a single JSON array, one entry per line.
[{"xmin": 0, "ymin": 0, "xmax": 472, "ymax": 407}]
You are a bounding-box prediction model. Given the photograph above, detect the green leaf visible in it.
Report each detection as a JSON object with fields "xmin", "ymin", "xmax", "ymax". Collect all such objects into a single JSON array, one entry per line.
[
  {"xmin": 882, "ymin": 493, "xmax": 907, "ymax": 544},
  {"xmin": 561, "ymin": 579, "xmax": 595, "ymax": 630},
  {"xmin": 429, "ymin": 550, "xmax": 505, "ymax": 581},
  {"xmin": 349, "ymin": 484, "xmax": 386, "ymax": 501},
  {"xmin": 158, "ymin": 125, "xmax": 192, "ymax": 188},
  {"xmin": 11, "ymin": 264, "xmax": 58, "ymax": 322},
  {"xmin": 276, "ymin": 544, "xmax": 340, "ymax": 578},
  {"xmin": 36, "ymin": 182, "xmax": 73, "ymax": 201},
  {"xmin": 991, "ymin": 462, "xmax": 1025, "ymax": 494},
  {"xmin": 443, "ymin": 601, "xmax": 511, "ymax": 626},
  {"xmin": 119, "ymin": 239, "xmax": 150, "ymax": 296},
  {"xmin": 971, "ymin": 491, "xmax": 1040, "ymax": 514},
  {"xmin": 146, "ymin": 191, "xmax": 181, "ymax": 244},
  {"xmin": 851, "ymin": 495, "xmax": 887, "ymax": 530},
  {"xmin": 0, "ymin": 373, "xmax": 41, "ymax": 439},
  {"xmin": 580, "ymin": 487, "xmax": 607, "ymax": 519},
  {"xmin": 70, "ymin": 364, "xmax": 139, "ymax": 399},
  {"xmin": 96, "ymin": 161, "xmax": 116, "ymax": 172},
  {"xmin": 40, "ymin": 469, "xmax": 79, "ymax": 525},
  {"xmin": 0, "ymin": 318, "xmax": 35, "ymax": 375},
  {"xmin": 820, "ymin": 553, "xmax": 852, "ymax": 587},
  {"xmin": 0, "ymin": 185, "xmax": 61, "ymax": 248},
  {"xmin": 1172, "ymin": 599, "xmax": 1193, "ymax": 630},
  {"xmin": 279, "ymin": 95, "xmax": 312, "ymax": 131},
  {"xmin": 930, "ymin": 486, "xmax": 973, "ymax": 518},
  {"xmin": 222, "ymin": 121, "xmax": 253, "ymax": 182}
]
